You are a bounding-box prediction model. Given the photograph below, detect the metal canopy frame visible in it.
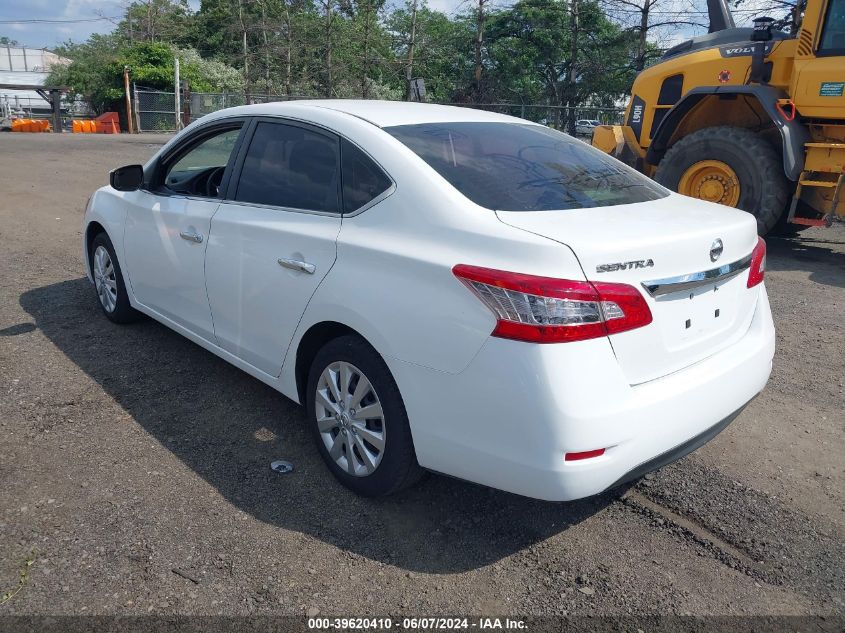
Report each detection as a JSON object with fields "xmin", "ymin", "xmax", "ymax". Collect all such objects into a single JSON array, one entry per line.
[{"xmin": 0, "ymin": 83, "xmax": 69, "ymax": 133}]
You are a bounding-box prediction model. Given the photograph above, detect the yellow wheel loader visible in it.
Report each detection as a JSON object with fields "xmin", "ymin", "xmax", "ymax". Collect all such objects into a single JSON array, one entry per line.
[{"xmin": 593, "ymin": 0, "xmax": 845, "ymax": 234}]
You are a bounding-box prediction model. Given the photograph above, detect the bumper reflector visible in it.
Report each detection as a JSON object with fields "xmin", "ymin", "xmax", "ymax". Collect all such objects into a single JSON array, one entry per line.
[{"xmin": 565, "ymin": 448, "xmax": 606, "ymax": 462}]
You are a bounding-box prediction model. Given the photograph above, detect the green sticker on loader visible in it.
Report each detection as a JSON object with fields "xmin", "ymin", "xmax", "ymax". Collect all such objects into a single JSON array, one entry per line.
[{"xmin": 820, "ymin": 82, "xmax": 845, "ymax": 97}]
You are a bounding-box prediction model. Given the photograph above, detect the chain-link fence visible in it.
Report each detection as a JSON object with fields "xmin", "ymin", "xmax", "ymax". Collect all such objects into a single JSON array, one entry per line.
[
  {"xmin": 447, "ymin": 103, "xmax": 624, "ymax": 128},
  {"xmin": 187, "ymin": 92, "xmax": 315, "ymax": 122},
  {"xmin": 133, "ymin": 88, "xmax": 624, "ymax": 133},
  {"xmin": 135, "ymin": 88, "xmax": 180, "ymax": 132}
]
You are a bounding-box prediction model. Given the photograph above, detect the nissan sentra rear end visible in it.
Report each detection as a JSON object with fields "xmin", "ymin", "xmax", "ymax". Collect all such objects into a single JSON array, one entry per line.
[{"xmin": 385, "ymin": 120, "xmax": 775, "ymax": 501}]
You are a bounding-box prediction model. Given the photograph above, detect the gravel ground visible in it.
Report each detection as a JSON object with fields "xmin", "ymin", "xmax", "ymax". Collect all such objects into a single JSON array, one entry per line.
[{"xmin": 0, "ymin": 133, "xmax": 843, "ymax": 622}]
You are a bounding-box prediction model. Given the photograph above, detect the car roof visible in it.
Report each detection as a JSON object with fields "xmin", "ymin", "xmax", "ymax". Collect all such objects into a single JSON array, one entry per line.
[{"xmin": 202, "ymin": 99, "xmax": 535, "ymax": 128}]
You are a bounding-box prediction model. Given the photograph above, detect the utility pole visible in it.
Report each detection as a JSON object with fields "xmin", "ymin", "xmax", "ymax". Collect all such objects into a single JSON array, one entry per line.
[
  {"xmin": 258, "ymin": 0, "xmax": 271, "ymax": 94},
  {"xmin": 174, "ymin": 57, "xmax": 182, "ymax": 131},
  {"xmin": 123, "ymin": 66, "xmax": 134, "ymax": 134},
  {"xmin": 238, "ymin": 0, "xmax": 250, "ymax": 99},
  {"xmin": 324, "ymin": 0, "xmax": 335, "ymax": 98},
  {"xmin": 405, "ymin": 0, "xmax": 418, "ymax": 101},
  {"xmin": 566, "ymin": 0, "xmax": 579, "ymax": 134},
  {"xmin": 361, "ymin": 0, "xmax": 373, "ymax": 98},
  {"xmin": 473, "ymin": 0, "xmax": 487, "ymax": 101},
  {"xmin": 133, "ymin": 82, "xmax": 141, "ymax": 133},
  {"xmin": 283, "ymin": 0, "xmax": 293, "ymax": 95}
]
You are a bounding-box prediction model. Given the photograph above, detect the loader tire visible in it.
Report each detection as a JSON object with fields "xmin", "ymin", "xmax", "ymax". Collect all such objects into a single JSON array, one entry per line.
[{"xmin": 655, "ymin": 126, "xmax": 789, "ymax": 235}]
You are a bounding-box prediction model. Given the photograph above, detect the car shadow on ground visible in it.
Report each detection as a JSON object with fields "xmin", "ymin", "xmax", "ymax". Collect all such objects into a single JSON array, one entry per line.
[
  {"xmin": 767, "ymin": 233, "xmax": 845, "ymax": 289},
  {"xmin": 20, "ymin": 278, "xmax": 622, "ymax": 574}
]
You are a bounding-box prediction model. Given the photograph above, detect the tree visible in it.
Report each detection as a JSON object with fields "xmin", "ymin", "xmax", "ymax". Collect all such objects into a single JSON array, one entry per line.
[
  {"xmin": 117, "ymin": 0, "xmax": 193, "ymax": 45},
  {"xmin": 42, "ymin": 0, "xmax": 662, "ymax": 119},
  {"xmin": 48, "ymin": 38, "xmax": 243, "ymax": 116},
  {"xmin": 387, "ymin": 1, "xmax": 473, "ymax": 102},
  {"xmin": 485, "ymin": 0, "xmax": 633, "ymax": 123},
  {"xmin": 600, "ymin": 0, "xmax": 703, "ymax": 73},
  {"xmin": 472, "ymin": 0, "xmax": 489, "ymax": 100},
  {"xmin": 0, "ymin": 36, "xmax": 20, "ymax": 46}
]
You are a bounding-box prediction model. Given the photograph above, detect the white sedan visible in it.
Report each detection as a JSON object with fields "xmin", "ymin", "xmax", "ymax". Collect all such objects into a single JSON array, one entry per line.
[
  {"xmin": 83, "ymin": 100, "xmax": 775, "ymax": 501},
  {"xmin": 575, "ymin": 119, "xmax": 602, "ymax": 135}
]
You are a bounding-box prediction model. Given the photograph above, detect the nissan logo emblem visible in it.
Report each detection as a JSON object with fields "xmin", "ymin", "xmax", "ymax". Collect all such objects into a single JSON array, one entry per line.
[{"xmin": 710, "ymin": 239, "xmax": 724, "ymax": 262}]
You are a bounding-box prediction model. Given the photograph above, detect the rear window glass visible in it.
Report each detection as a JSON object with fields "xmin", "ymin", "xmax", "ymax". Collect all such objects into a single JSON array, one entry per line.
[{"xmin": 386, "ymin": 122, "xmax": 667, "ymax": 211}]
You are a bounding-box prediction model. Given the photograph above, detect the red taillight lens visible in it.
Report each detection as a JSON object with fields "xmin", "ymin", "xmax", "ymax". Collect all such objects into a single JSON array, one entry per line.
[
  {"xmin": 452, "ymin": 264, "xmax": 652, "ymax": 343},
  {"xmin": 747, "ymin": 237, "xmax": 766, "ymax": 288}
]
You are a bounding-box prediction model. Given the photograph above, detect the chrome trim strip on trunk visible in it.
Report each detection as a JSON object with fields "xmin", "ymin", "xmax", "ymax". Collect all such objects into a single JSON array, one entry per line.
[{"xmin": 641, "ymin": 254, "xmax": 752, "ymax": 297}]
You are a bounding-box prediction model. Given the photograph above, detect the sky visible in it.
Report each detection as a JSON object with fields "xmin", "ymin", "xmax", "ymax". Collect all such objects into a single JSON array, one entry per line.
[
  {"xmin": 0, "ymin": 0, "xmax": 769, "ymax": 51},
  {"xmin": 0, "ymin": 0, "xmax": 199, "ymax": 49}
]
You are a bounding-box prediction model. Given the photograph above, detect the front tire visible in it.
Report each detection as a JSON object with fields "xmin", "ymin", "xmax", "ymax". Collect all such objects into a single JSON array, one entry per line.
[
  {"xmin": 655, "ymin": 126, "xmax": 789, "ymax": 235},
  {"xmin": 89, "ymin": 232, "xmax": 139, "ymax": 324},
  {"xmin": 306, "ymin": 335, "xmax": 423, "ymax": 497}
]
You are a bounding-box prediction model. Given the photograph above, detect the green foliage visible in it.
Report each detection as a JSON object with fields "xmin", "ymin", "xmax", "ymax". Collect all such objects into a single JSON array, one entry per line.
[
  {"xmin": 49, "ymin": 34, "xmax": 127, "ymax": 113},
  {"xmin": 47, "ymin": 37, "xmax": 244, "ymax": 114},
  {"xmin": 45, "ymin": 0, "xmax": 654, "ymax": 115},
  {"xmin": 116, "ymin": 0, "xmax": 194, "ymax": 46},
  {"xmin": 386, "ymin": 2, "xmax": 475, "ymax": 102},
  {"xmin": 177, "ymin": 48, "xmax": 245, "ymax": 93}
]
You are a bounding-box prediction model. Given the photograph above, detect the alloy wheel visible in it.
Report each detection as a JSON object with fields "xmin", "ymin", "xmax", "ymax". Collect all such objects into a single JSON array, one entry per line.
[
  {"xmin": 93, "ymin": 245, "xmax": 118, "ymax": 313},
  {"xmin": 315, "ymin": 361, "xmax": 386, "ymax": 477}
]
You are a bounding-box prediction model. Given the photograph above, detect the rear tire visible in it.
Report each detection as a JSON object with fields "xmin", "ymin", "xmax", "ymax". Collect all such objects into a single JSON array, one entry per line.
[
  {"xmin": 306, "ymin": 335, "xmax": 424, "ymax": 497},
  {"xmin": 655, "ymin": 126, "xmax": 789, "ymax": 235}
]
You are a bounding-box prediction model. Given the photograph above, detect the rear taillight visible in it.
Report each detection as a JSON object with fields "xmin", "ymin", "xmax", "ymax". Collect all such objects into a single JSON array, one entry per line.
[
  {"xmin": 747, "ymin": 237, "xmax": 766, "ymax": 288},
  {"xmin": 452, "ymin": 264, "xmax": 652, "ymax": 343}
]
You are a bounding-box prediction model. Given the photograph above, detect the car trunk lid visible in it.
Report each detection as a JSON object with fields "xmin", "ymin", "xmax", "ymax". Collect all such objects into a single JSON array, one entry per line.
[{"xmin": 497, "ymin": 195, "xmax": 761, "ymax": 384}]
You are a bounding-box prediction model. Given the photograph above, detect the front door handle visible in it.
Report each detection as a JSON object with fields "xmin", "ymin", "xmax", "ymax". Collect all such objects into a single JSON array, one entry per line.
[
  {"xmin": 179, "ymin": 230, "xmax": 203, "ymax": 244},
  {"xmin": 278, "ymin": 258, "xmax": 316, "ymax": 274}
]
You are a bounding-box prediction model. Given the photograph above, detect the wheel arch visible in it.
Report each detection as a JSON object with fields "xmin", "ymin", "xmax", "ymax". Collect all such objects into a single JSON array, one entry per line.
[
  {"xmin": 84, "ymin": 220, "xmax": 108, "ymax": 278},
  {"xmin": 646, "ymin": 85, "xmax": 809, "ymax": 181},
  {"xmin": 294, "ymin": 321, "xmax": 370, "ymax": 405}
]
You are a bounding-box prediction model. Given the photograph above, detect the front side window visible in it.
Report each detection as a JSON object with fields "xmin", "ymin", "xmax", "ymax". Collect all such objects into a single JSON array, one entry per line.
[
  {"xmin": 164, "ymin": 126, "xmax": 242, "ymax": 198},
  {"xmin": 341, "ymin": 139, "xmax": 392, "ymax": 213},
  {"xmin": 234, "ymin": 121, "xmax": 340, "ymax": 213},
  {"xmin": 819, "ymin": 0, "xmax": 845, "ymax": 53},
  {"xmin": 386, "ymin": 122, "xmax": 667, "ymax": 211}
]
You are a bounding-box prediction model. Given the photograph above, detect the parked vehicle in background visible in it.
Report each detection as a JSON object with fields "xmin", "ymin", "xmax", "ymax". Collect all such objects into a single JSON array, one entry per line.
[
  {"xmin": 575, "ymin": 119, "xmax": 602, "ymax": 135},
  {"xmin": 82, "ymin": 100, "xmax": 775, "ymax": 501}
]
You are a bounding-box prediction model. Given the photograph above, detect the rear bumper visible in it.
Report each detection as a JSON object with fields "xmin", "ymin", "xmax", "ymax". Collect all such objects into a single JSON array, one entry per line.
[
  {"xmin": 389, "ymin": 286, "xmax": 775, "ymax": 501},
  {"xmin": 607, "ymin": 400, "xmax": 749, "ymax": 492}
]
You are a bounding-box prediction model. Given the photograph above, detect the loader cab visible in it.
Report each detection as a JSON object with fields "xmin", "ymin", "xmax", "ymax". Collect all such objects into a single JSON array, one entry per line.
[
  {"xmin": 661, "ymin": 28, "xmax": 791, "ymax": 63},
  {"xmin": 815, "ymin": 0, "xmax": 845, "ymax": 53},
  {"xmin": 791, "ymin": 0, "xmax": 845, "ymax": 118}
]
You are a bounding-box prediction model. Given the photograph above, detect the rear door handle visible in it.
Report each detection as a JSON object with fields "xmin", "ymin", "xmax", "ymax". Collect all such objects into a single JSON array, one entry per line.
[
  {"xmin": 277, "ymin": 258, "xmax": 316, "ymax": 274},
  {"xmin": 179, "ymin": 230, "xmax": 203, "ymax": 243}
]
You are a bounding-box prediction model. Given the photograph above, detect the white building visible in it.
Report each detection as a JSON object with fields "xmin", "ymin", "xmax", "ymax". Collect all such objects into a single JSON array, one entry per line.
[{"xmin": 0, "ymin": 46, "xmax": 70, "ymax": 114}]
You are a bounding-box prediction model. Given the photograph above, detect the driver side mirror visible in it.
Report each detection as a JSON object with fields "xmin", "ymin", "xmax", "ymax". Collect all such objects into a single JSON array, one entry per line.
[{"xmin": 110, "ymin": 164, "xmax": 144, "ymax": 192}]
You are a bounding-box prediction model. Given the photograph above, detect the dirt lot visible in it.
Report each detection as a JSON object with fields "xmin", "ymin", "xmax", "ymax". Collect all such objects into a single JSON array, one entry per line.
[{"xmin": 0, "ymin": 133, "xmax": 843, "ymax": 623}]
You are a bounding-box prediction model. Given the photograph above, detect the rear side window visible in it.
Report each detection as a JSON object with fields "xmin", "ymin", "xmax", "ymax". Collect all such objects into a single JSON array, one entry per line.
[
  {"xmin": 234, "ymin": 121, "xmax": 340, "ymax": 213},
  {"xmin": 386, "ymin": 122, "xmax": 667, "ymax": 211},
  {"xmin": 341, "ymin": 139, "xmax": 392, "ymax": 213}
]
